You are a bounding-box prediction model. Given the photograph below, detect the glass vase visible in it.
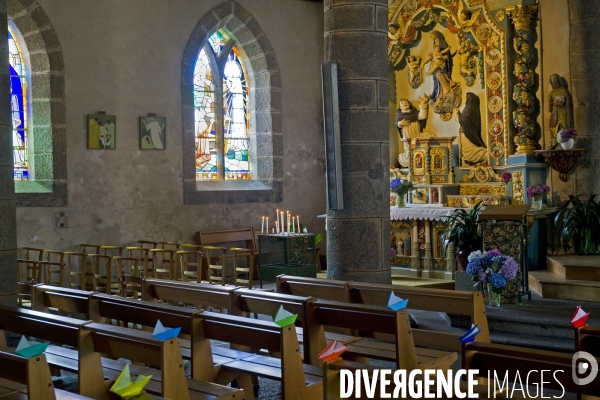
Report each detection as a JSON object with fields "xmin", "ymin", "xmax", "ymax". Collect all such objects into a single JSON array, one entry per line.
[
  {"xmin": 531, "ymin": 195, "xmax": 542, "ymax": 210},
  {"xmin": 487, "ymin": 284, "xmax": 501, "ymax": 307},
  {"xmin": 396, "ymin": 194, "xmax": 405, "ymax": 208}
]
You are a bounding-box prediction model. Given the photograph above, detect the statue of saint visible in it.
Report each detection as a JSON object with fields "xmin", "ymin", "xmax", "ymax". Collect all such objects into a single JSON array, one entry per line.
[
  {"xmin": 395, "ymin": 97, "xmax": 434, "ymax": 167},
  {"xmin": 548, "ymin": 74, "xmax": 573, "ymax": 139},
  {"xmin": 454, "ymin": 92, "xmax": 487, "ymax": 165}
]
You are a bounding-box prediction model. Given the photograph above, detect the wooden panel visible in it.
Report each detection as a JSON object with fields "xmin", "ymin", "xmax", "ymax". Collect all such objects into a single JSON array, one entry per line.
[
  {"xmin": 315, "ymin": 306, "xmax": 396, "ymax": 335},
  {"xmin": 201, "ymin": 319, "xmax": 281, "ymax": 352}
]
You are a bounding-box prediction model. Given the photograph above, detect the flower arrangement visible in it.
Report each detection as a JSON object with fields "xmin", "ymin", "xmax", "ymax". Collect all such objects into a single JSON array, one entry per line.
[
  {"xmin": 527, "ymin": 184, "xmax": 550, "ymax": 199},
  {"xmin": 390, "ymin": 248, "xmax": 397, "ymax": 257},
  {"xmin": 500, "ymin": 172, "xmax": 512, "ymax": 183},
  {"xmin": 466, "ymin": 249, "xmax": 519, "ymax": 305},
  {"xmin": 557, "ymin": 128, "xmax": 577, "ymax": 143},
  {"xmin": 390, "ymin": 178, "xmax": 414, "ymax": 196}
]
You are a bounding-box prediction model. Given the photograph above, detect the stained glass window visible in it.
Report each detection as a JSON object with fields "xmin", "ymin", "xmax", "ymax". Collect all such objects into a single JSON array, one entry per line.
[
  {"xmin": 194, "ymin": 30, "xmax": 250, "ymax": 181},
  {"xmin": 8, "ymin": 27, "xmax": 28, "ymax": 180}
]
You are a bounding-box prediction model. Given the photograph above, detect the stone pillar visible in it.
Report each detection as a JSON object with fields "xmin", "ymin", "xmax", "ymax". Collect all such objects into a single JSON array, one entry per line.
[
  {"xmin": 568, "ymin": 0, "xmax": 600, "ymax": 195},
  {"xmin": 0, "ymin": 0, "xmax": 18, "ymax": 306},
  {"xmin": 325, "ymin": 0, "xmax": 391, "ymax": 283},
  {"xmin": 506, "ymin": 5, "xmax": 539, "ymax": 156}
]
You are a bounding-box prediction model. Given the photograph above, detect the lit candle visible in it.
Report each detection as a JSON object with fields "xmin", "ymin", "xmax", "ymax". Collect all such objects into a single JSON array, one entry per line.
[
  {"xmin": 262, "ymin": 216, "xmax": 265, "ymax": 234},
  {"xmin": 297, "ymin": 215, "xmax": 300, "ymax": 233}
]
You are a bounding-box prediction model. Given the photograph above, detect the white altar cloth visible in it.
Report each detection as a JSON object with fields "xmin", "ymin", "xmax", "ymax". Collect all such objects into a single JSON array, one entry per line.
[{"xmin": 390, "ymin": 206, "xmax": 461, "ymax": 221}]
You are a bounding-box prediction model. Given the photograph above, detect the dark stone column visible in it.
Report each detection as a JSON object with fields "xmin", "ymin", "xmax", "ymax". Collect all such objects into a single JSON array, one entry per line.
[
  {"xmin": 568, "ymin": 0, "xmax": 600, "ymax": 195},
  {"xmin": 0, "ymin": 0, "xmax": 18, "ymax": 306},
  {"xmin": 325, "ymin": 0, "xmax": 390, "ymax": 283}
]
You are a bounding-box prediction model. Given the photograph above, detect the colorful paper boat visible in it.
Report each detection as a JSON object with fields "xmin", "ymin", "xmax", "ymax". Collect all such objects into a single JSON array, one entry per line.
[
  {"xmin": 152, "ymin": 320, "xmax": 181, "ymax": 341},
  {"xmin": 273, "ymin": 305, "xmax": 298, "ymax": 327},
  {"xmin": 110, "ymin": 363, "xmax": 152, "ymax": 398},
  {"xmin": 571, "ymin": 305, "xmax": 590, "ymax": 328},
  {"xmin": 15, "ymin": 336, "xmax": 50, "ymax": 358},
  {"xmin": 318, "ymin": 339, "xmax": 349, "ymax": 362},
  {"xmin": 459, "ymin": 323, "xmax": 481, "ymax": 344},
  {"xmin": 387, "ymin": 291, "xmax": 409, "ymax": 311}
]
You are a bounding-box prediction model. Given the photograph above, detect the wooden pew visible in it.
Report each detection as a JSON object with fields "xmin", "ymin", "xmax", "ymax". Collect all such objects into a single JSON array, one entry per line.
[
  {"xmin": 463, "ymin": 341, "xmax": 600, "ymax": 398},
  {"xmin": 141, "ymin": 278, "xmax": 236, "ymax": 312},
  {"xmin": 305, "ymin": 300, "xmax": 457, "ymax": 371},
  {"xmin": 576, "ymin": 325, "xmax": 600, "ymax": 356},
  {"xmin": 0, "ymin": 346, "xmax": 93, "ymax": 400},
  {"xmin": 31, "ymin": 284, "xmax": 91, "ymax": 317},
  {"xmin": 191, "ymin": 310, "xmax": 323, "ymax": 400},
  {"xmin": 349, "ymin": 281, "xmax": 490, "ymax": 352},
  {"xmin": 276, "ymin": 275, "xmax": 352, "ymax": 303}
]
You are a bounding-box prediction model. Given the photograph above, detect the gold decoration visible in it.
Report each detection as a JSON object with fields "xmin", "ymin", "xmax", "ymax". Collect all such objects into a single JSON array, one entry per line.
[
  {"xmin": 459, "ymin": 185, "xmax": 507, "ymax": 196},
  {"xmin": 461, "ymin": 166, "xmax": 503, "ymax": 183},
  {"xmin": 527, "ymin": 215, "xmax": 535, "ymax": 230},
  {"xmin": 496, "ymin": 10, "xmax": 505, "ymax": 22},
  {"xmin": 391, "ymin": 220, "xmax": 411, "ymax": 230},
  {"xmin": 512, "ymin": 171, "xmax": 524, "ymax": 205},
  {"xmin": 412, "ymin": 188, "xmax": 428, "ymax": 204},
  {"xmin": 466, "ymin": 0, "xmax": 485, "ymax": 6},
  {"xmin": 391, "ymin": 256, "xmax": 412, "ymax": 265},
  {"xmin": 430, "ymin": 148, "xmax": 447, "ymax": 174},
  {"xmin": 439, "ymin": 113, "xmax": 452, "ymax": 122},
  {"xmin": 506, "ymin": 5, "xmax": 538, "ymax": 30},
  {"xmin": 447, "ymin": 195, "xmax": 501, "ymax": 208},
  {"xmin": 412, "ymin": 149, "xmax": 426, "ymax": 175}
]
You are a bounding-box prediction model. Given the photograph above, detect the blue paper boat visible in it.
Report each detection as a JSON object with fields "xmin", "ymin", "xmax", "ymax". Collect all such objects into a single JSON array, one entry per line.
[
  {"xmin": 387, "ymin": 291, "xmax": 409, "ymax": 311},
  {"xmin": 459, "ymin": 324, "xmax": 481, "ymax": 344},
  {"xmin": 152, "ymin": 320, "xmax": 182, "ymax": 341}
]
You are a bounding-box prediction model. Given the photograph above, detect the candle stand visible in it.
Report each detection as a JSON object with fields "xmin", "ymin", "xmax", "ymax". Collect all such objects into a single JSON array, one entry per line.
[{"xmin": 258, "ymin": 233, "xmax": 317, "ymax": 287}]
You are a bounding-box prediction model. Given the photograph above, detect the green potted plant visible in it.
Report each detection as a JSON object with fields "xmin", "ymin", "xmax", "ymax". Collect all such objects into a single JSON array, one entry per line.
[
  {"xmin": 441, "ymin": 201, "xmax": 484, "ymax": 270},
  {"xmin": 555, "ymin": 195, "xmax": 600, "ymax": 255}
]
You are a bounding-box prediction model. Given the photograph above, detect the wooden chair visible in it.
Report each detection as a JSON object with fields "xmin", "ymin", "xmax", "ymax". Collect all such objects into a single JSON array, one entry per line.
[
  {"xmin": 17, "ymin": 258, "xmax": 41, "ymax": 283},
  {"xmin": 22, "ymin": 247, "xmax": 44, "ymax": 262},
  {"xmin": 89, "ymin": 254, "xmax": 116, "ymax": 294},
  {"xmin": 149, "ymin": 249, "xmax": 175, "ymax": 280},
  {"xmin": 178, "ymin": 250, "xmax": 202, "ymax": 282},
  {"xmin": 126, "ymin": 246, "xmax": 151, "ymax": 279},
  {"xmin": 113, "ymin": 256, "xmax": 142, "ymax": 297},
  {"xmin": 16, "ymin": 280, "xmax": 35, "ymax": 308},
  {"xmin": 231, "ymin": 248, "xmax": 255, "ymax": 288},
  {"xmin": 64, "ymin": 252, "xmax": 88, "ymax": 290},
  {"xmin": 99, "ymin": 245, "xmax": 123, "ymax": 258},
  {"xmin": 202, "ymin": 246, "xmax": 228, "ymax": 285},
  {"xmin": 138, "ymin": 240, "xmax": 158, "ymax": 249},
  {"xmin": 40, "ymin": 250, "xmax": 66, "ymax": 287}
]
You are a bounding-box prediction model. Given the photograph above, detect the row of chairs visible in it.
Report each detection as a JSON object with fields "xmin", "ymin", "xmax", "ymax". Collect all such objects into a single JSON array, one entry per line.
[{"xmin": 18, "ymin": 241, "xmax": 257, "ymax": 298}]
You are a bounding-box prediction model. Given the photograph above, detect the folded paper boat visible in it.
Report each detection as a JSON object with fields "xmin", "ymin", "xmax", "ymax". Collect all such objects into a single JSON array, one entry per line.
[
  {"xmin": 152, "ymin": 320, "xmax": 181, "ymax": 341},
  {"xmin": 318, "ymin": 339, "xmax": 349, "ymax": 362},
  {"xmin": 273, "ymin": 305, "xmax": 298, "ymax": 327},
  {"xmin": 15, "ymin": 336, "xmax": 50, "ymax": 358},
  {"xmin": 387, "ymin": 291, "xmax": 409, "ymax": 311},
  {"xmin": 110, "ymin": 363, "xmax": 152, "ymax": 398}
]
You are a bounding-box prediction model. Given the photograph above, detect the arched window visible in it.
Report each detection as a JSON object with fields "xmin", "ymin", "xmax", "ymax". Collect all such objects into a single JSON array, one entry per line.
[
  {"xmin": 194, "ymin": 29, "xmax": 250, "ymax": 181},
  {"xmin": 8, "ymin": 25, "xmax": 29, "ymax": 180}
]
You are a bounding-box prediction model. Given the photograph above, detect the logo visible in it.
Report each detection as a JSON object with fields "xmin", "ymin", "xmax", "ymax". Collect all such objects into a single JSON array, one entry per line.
[{"xmin": 572, "ymin": 351, "xmax": 599, "ymax": 386}]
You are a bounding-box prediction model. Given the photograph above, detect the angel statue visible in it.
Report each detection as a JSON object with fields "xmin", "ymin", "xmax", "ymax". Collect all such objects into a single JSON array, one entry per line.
[
  {"xmin": 406, "ymin": 56, "xmax": 423, "ymax": 89},
  {"xmin": 445, "ymin": 4, "xmax": 481, "ymax": 33}
]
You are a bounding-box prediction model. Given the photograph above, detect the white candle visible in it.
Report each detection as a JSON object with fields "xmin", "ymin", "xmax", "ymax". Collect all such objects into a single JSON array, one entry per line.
[
  {"xmin": 292, "ymin": 217, "xmax": 295, "ymax": 233},
  {"xmin": 266, "ymin": 217, "xmax": 269, "ymax": 234},
  {"xmin": 280, "ymin": 212, "xmax": 284, "ymax": 234},
  {"xmin": 287, "ymin": 212, "xmax": 290, "ymax": 233},
  {"xmin": 297, "ymin": 215, "xmax": 300, "ymax": 233},
  {"xmin": 262, "ymin": 216, "xmax": 265, "ymax": 233},
  {"xmin": 276, "ymin": 220, "xmax": 279, "ymax": 234}
]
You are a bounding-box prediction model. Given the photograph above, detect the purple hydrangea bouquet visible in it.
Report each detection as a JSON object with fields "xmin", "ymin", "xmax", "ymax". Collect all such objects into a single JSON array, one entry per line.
[
  {"xmin": 557, "ymin": 128, "xmax": 577, "ymax": 143},
  {"xmin": 390, "ymin": 178, "xmax": 414, "ymax": 207},
  {"xmin": 466, "ymin": 249, "xmax": 519, "ymax": 306},
  {"xmin": 527, "ymin": 184, "xmax": 550, "ymax": 199}
]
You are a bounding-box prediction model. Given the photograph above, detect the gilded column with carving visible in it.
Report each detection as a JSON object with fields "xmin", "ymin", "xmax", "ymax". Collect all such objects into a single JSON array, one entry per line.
[{"xmin": 507, "ymin": 5, "xmax": 538, "ymax": 155}]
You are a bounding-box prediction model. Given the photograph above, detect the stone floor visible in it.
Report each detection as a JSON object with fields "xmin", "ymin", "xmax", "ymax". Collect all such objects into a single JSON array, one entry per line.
[{"xmin": 6, "ymin": 286, "xmax": 598, "ymax": 399}]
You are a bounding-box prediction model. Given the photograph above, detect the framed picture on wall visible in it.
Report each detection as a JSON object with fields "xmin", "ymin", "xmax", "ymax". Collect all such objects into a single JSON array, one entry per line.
[
  {"xmin": 87, "ymin": 113, "xmax": 116, "ymax": 149},
  {"xmin": 140, "ymin": 115, "xmax": 166, "ymax": 150}
]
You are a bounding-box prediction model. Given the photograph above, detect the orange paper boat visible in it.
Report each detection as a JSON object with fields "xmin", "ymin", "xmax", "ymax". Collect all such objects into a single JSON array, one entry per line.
[
  {"xmin": 571, "ymin": 305, "xmax": 590, "ymax": 328},
  {"xmin": 317, "ymin": 340, "xmax": 348, "ymax": 362}
]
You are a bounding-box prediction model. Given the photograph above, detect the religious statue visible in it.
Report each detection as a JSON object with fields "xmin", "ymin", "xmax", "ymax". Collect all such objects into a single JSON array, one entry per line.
[
  {"xmin": 431, "ymin": 188, "xmax": 439, "ymax": 203},
  {"xmin": 406, "ymin": 55, "xmax": 423, "ymax": 89},
  {"xmin": 548, "ymin": 74, "xmax": 574, "ymax": 139},
  {"xmin": 454, "ymin": 92, "xmax": 487, "ymax": 165},
  {"xmin": 421, "ymin": 31, "xmax": 462, "ymax": 117},
  {"xmin": 395, "ymin": 97, "xmax": 434, "ymax": 167},
  {"xmin": 457, "ymin": 32, "xmax": 479, "ymax": 87}
]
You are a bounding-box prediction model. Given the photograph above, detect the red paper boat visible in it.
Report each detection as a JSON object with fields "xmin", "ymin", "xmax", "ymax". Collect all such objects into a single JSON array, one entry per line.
[
  {"xmin": 571, "ymin": 305, "xmax": 590, "ymax": 328},
  {"xmin": 317, "ymin": 340, "xmax": 348, "ymax": 362}
]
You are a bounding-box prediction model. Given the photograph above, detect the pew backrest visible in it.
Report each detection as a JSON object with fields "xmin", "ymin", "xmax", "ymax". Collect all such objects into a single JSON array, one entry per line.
[
  {"xmin": 0, "ymin": 346, "xmax": 58, "ymax": 400},
  {"xmin": 276, "ymin": 275, "xmax": 352, "ymax": 302},
  {"xmin": 31, "ymin": 284, "xmax": 91, "ymax": 316},
  {"xmin": 576, "ymin": 325, "xmax": 600, "ymax": 356},
  {"xmin": 141, "ymin": 278, "xmax": 236, "ymax": 311}
]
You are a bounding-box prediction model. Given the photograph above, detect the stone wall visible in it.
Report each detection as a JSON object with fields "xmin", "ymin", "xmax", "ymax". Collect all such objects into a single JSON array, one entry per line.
[{"xmin": 15, "ymin": 0, "xmax": 326, "ymax": 250}]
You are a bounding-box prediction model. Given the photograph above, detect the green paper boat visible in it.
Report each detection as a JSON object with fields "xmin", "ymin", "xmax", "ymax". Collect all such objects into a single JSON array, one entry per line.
[
  {"xmin": 273, "ymin": 305, "xmax": 298, "ymax": 327},
  {"xmin": 15, "ymin": 336, "xmax": 50, "ymax": 358}
]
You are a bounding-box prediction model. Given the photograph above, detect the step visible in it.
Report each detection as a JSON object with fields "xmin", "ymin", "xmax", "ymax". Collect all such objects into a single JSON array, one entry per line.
[
  {"xmin": 529, "ymin": 270, "xmax": 600, "ymax": 302},
  {"xmin": 547, "ymin": 255, "xmax": 600, "ymax": 281}
]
